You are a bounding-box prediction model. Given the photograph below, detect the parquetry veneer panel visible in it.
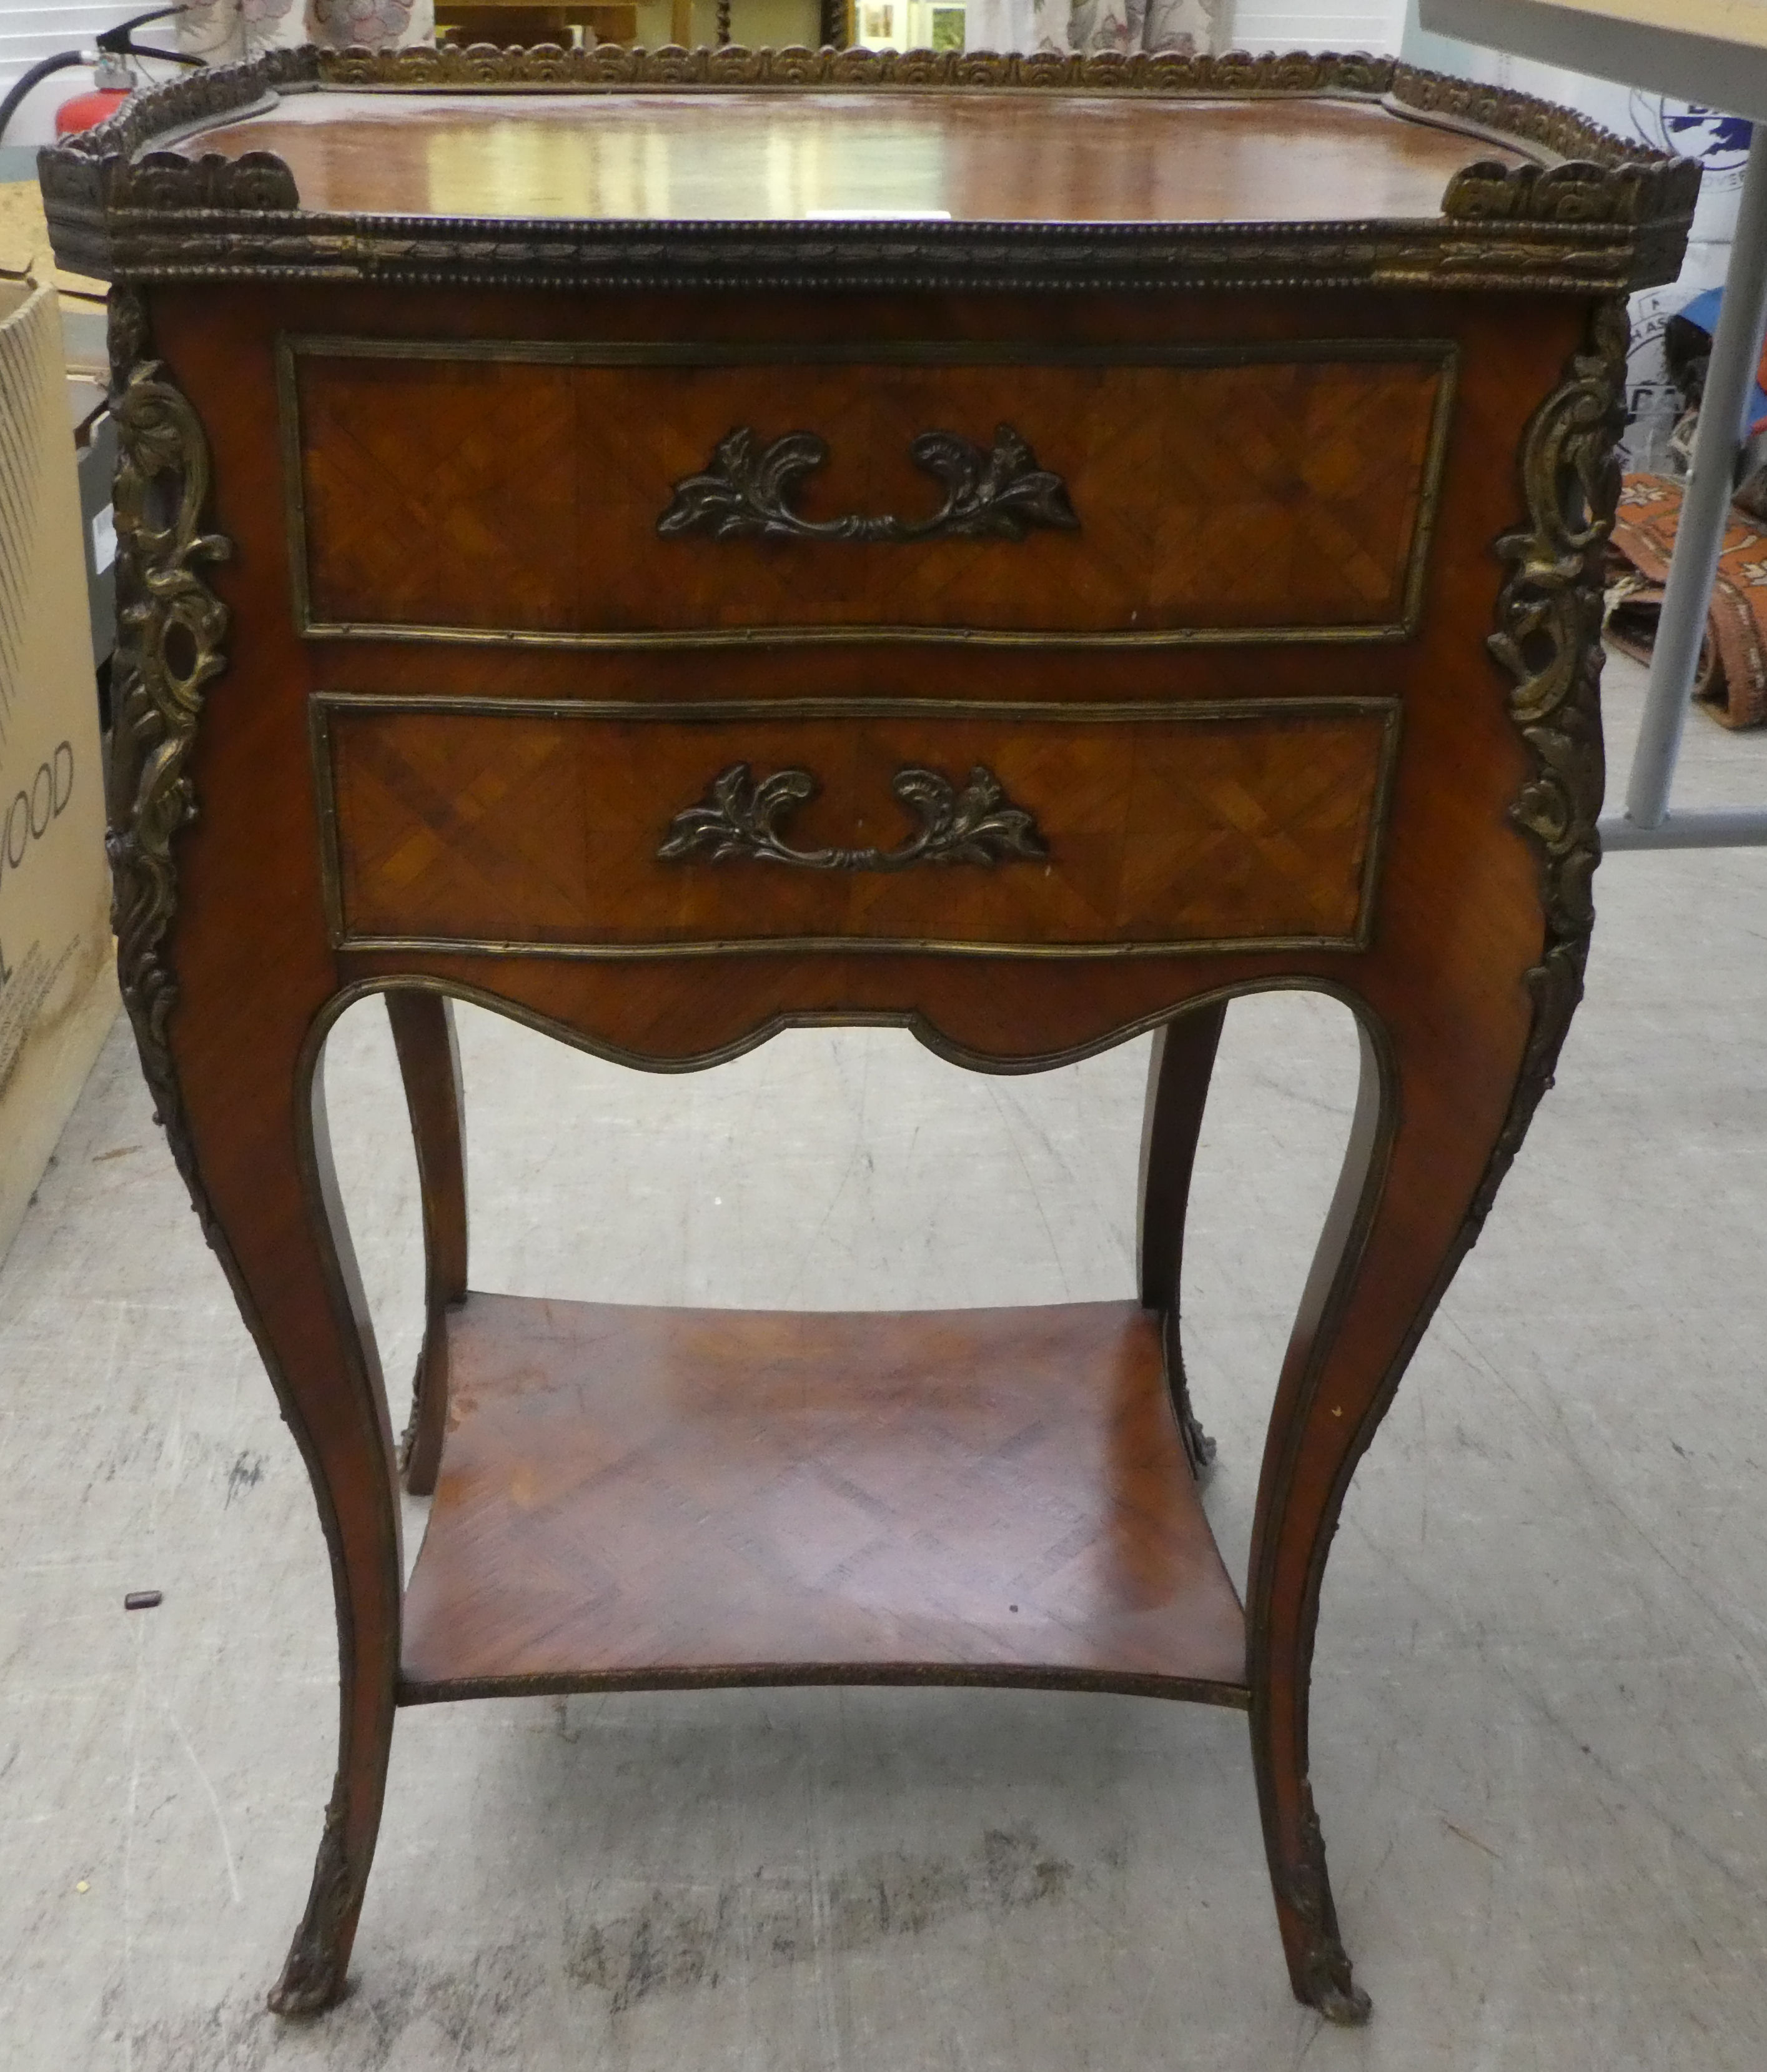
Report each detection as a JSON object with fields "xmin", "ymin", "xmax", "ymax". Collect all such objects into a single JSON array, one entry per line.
[{"xmin": 400, "ymin": 1296, "xmax": 1248, "ymax": 1698}]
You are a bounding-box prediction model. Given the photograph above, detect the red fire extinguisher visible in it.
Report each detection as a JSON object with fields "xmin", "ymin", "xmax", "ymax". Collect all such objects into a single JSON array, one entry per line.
[
  {"xmin": 0, "ymin": 10, "xmax": 199, "ymax": 147},
  {"xmin": 55, "ymin": 77, "xmax": 132, "ymax": 138}
]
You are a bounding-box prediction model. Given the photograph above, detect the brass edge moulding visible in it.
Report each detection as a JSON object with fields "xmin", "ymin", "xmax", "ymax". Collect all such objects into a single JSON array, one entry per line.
[
  {"xmin": 326, "ymin": 930, "xmax": 1385, "ymax": 965},
  {"xmin": 310, "ymin": 690, "xmax": 1402, "ymax": 720},
  {"xmin": 278, "ymin": 335, "xmax": 1457, "ymax": 652},
  {"xmin": 333, "ymin": 964, "xmax": 1379, "ymax": 1078},
  {"xmin": 307, "ymin": 691, "xmax": 1402, "ymax": 962},
  {"xmin": 309, "ymin": 693, "xmax": 347, "ymax": 949},
  {"xmin": 284, "ymin": 335, "xmax": 1462, "ymax": 367},
  {"xmin": 70, "ymin": 224, "xmax": 1663, "ymax": 300},
  {"xmin": 303, "ymin": 623, "xmax": 1417, "ymax": 655},
  {"xmin": 395, "ymin": 1663, "xmax": 1254, "ymax": 1707}
]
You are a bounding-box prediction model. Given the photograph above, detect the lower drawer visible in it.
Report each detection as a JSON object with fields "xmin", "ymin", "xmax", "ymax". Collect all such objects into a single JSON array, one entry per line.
[{"xmin": 312, "ymin": 695, "xmax": 1399, "ymax": 959}]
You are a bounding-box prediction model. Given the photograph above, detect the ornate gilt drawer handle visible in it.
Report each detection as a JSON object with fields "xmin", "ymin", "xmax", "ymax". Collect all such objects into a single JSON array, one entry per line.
[
  {"xmin": 656, "ymin": 424, "xmax": 1079, "ymax": 544},
  {"xmin": 656, "ymin": 761, "xmax": 1050, "ymax": 871}
]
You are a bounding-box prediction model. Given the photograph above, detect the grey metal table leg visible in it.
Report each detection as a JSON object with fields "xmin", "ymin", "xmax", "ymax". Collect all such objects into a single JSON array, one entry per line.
[{"xmin": 1621, "ymin": 122, "xmax": 1767, "ymax": 833}]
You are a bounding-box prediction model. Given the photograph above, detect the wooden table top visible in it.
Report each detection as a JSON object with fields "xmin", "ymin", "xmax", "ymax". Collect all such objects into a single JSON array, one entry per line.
[{"xmin": 176, "ymin": 88, "xmax": 1527, "ymax": 225}]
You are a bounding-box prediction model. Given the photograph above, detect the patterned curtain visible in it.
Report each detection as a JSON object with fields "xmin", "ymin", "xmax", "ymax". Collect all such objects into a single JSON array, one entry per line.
[
  {"xmin": 177, "ymin": 0, "xmax": 435, "ymax": 61},
  {"xmin": 1032, "ymin": 0, "xmax": 1224, "ymax": 54},
  {"xmin": 176, "ymin": 0, "xmax": 1215, "ymax": 59}
]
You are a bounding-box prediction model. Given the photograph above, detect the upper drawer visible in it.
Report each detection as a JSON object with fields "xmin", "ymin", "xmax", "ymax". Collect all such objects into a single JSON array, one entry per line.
[{"xmin": 280, "ymin": 337, "xmax": 1457, "ymax": 652}]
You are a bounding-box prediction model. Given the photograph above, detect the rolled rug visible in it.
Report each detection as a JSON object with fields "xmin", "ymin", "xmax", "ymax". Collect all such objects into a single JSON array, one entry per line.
[{"xmin": 1606, "ymin": 473, "xmax": 1767, "ymax": 730}]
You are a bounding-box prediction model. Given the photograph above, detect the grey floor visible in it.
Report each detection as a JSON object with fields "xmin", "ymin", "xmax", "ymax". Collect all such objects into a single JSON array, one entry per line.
[{"xmin": 4, "ymin": 651, "xmax": 1767, "ymax": 2069}]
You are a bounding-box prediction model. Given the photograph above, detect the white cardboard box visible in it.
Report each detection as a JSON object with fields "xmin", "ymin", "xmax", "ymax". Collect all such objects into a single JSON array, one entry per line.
[{"xmin": 0, "ymin": 277, "xmax": 117, "ymax": 1264}]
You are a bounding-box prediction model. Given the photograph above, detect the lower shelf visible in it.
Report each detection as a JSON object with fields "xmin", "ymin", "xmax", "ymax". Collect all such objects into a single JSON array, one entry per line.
[{"xmin": 398, "ymin": 1294, "xmax": 1249, "ymax": 1704}]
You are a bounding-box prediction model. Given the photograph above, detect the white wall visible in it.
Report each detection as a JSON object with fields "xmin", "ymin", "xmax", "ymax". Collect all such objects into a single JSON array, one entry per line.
[
  {"xmin": 1230, "ymin": 2, "xmax": 1406, "ymax": 51},
  {"xmin": 0, "ymin": 1, "xmax": 144, "ymax": 146}
]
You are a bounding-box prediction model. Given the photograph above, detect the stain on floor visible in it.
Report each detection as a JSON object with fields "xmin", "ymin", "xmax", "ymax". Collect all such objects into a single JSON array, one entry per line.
[{"xmin": 569, "ymin": 1825, "xmax": 1072, "ymax": 2013}]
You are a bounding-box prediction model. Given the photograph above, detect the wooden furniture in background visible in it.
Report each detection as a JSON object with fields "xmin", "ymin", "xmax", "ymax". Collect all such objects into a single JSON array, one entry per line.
[
  {"xmin": 432, "ymin": 0, "xmax": 829, "ymax": 47},
  {"xmin": 40, "ymin": 44, "xmax": 1696, "ymax": 2027},
  {"xmin": 434, "ymin": 2, "xmax": 645, "ymax": 44}
]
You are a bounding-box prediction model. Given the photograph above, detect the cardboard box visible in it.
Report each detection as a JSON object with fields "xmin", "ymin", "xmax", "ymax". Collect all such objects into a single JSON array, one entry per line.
[{"xmin": 0, "ymin": 277, "xmax": 117, "ymax": 1264}]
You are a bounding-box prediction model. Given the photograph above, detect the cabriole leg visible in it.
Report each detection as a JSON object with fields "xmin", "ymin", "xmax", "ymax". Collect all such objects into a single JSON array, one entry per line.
[
  {"xmin": 385, "ymin": 989, "xmax": 468, "ymax": 1498},
  {"xmin": 104, "ymin": 280, "xmax": 402, "ymax": 2018},
  {"xmin": 1137, "ymin": 1000, "xmax": 1227, "ymax": 1477},
  {"xmin": 1245, "ymin": 993, "xmax": 1525, "ymax": 2026},
  {"xmin": 152, "ymin": 1018, "xmax": 405, "ymax": 2015},
  {"xmin": 1245, "ymin": 1013, "xmax": 1387, "ymax": 2023},
  {"xmin": 263, "ymin": 1040, "xmax": 404, "ymax": 2014}
]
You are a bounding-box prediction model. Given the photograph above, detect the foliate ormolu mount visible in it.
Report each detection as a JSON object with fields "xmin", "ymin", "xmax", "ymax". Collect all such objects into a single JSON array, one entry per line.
[
  {"xmin": 657, "ymin": 762, "xmax": 1050, "ymax": 871},
  {"xmin": 1471, "ymin": 295, "xmax": 1629, "ymax": 1233},
  {"xmin": 106, "ymin": 287, "xmax": 232, "ymax": 1231},
  {"xmin": 657, "ymin": 424, "xmax": 1079, "ymax": 545}
]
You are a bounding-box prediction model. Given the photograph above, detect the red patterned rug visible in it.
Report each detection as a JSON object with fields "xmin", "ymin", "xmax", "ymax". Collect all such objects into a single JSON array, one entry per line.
[{"xmin": 1606, "ymin": 475, "xmax": 1767, "ymax": 729}]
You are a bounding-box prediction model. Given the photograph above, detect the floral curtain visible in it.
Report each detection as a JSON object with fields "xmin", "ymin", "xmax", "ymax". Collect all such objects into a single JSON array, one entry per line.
[
  {"xmin": 177, "ymin": 0, "xmax": 434, "ymax": 61},
  {"xmin": 1031, "ymin": 0, "xmax": 1223, "ymax": 54},
  {"xmin": 176, "ymin": 0, "xmax": 1217, "ymax": 60}
]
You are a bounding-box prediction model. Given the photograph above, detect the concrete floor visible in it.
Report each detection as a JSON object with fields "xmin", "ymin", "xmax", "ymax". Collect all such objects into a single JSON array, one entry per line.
[{"xmin": 4, "ymin": 651, "xmax": 1767, "ymax": 2068}]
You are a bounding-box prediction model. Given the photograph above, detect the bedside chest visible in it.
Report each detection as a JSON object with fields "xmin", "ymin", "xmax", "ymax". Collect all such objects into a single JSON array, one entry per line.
[{"xmin": 40, "ymin": 43, "xmax": 1697, "ymax": 2023}]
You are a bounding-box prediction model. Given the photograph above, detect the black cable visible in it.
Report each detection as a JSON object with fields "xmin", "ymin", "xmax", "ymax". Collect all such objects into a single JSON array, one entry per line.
[
  {"xmin": 97, "ymin": 11, "xmax": 202, "ymax": 65},
  {"xmin": 0, "ymin": 51, "xmax": 89, "ymax": 146},
  {"xmin": 96, "ymin": 6, "xmax": 187, "ymax": 51}
]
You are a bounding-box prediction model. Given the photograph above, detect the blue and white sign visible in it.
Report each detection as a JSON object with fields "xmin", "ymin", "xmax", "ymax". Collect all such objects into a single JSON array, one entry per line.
[{"xmin": 1630, "ymin": 97, "xmax": 1753, "ymax": 239}]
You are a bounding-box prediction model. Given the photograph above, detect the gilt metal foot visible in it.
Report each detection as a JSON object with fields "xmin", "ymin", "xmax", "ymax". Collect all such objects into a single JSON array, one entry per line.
[{"xmin": 267, "ymin": 1795, "xmax": 354, "ymax": 2015}]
